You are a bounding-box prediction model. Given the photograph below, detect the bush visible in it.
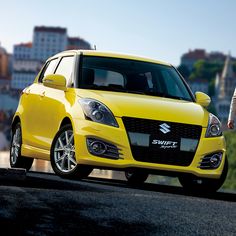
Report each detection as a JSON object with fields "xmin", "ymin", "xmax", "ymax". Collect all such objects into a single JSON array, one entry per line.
[{"xmin": 222, "ymin": 131, "xmax": 236, "ymax": 190}]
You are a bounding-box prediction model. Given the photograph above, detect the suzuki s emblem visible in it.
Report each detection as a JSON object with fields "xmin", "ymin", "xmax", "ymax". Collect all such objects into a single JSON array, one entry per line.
[{"xmin": 159, "ymin": 123, "xmax": 170, "ymax": 134}]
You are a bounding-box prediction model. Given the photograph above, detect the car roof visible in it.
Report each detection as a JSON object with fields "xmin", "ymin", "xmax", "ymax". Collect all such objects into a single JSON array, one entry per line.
[{"xmin": 50, "ymin": 50, "xmax": 172, "ymax": 67}]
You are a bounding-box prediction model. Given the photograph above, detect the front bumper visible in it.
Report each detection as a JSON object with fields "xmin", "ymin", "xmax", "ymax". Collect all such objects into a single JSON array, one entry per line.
[{"xmin": 72, "ymin": 117, "xmax": 226, "ymax": 179}]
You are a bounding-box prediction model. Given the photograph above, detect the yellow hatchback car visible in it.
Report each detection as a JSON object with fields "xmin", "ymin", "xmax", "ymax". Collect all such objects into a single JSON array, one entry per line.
[{"xmin": 10, "ymin": 50, "xmax": 228, "ymax": 192}]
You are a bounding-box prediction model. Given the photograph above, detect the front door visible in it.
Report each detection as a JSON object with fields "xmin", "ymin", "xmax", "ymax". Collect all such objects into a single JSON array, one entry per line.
[
  {"xmin": 22, "ymin": 58, "xmax": 59, "ymax": 149},
  {"xmin": 34, "ymin": 55, "xmax": 75, "ymax": 150}
]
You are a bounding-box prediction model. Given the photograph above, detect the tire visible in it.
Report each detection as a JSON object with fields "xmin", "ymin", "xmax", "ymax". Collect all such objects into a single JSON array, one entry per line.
[
  {"xmin": 50, "ymin": 124, "xmax": 93, "ymax": 179},
  {"xmin": 125, "ymin": 169, "xmax": 149, "ymax": 185},
  {"xmin": 10, "ymin": 123, "xmax": 34, "ymax": 171},
  {"xmin": 178, "ymin": 157, "xmax": 228, "ymax": 193}
]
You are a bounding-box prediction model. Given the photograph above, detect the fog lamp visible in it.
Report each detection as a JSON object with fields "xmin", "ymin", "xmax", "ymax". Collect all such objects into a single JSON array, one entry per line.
[
  {"xmin": 210, "ymin": 154, "xmax": 222, "ymax": 168},
  {"xmin": 90, "ymin": 141, "xmax": 107, "ymax": 155}
]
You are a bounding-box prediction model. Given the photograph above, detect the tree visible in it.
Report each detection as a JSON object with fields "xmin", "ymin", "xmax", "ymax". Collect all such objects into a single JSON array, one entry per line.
[{"xmin": 189, "ymin": 60, "xmax": 223, "ymax": 81}]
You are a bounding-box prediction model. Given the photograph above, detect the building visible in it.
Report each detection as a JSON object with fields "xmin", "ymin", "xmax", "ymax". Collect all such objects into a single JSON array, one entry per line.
[
  {"xmin": 13, "ymin": 42, "xmax": 32, "ymax": 60},
  {"xmin": 0, "ymin": 45, "xmax": 8, "ymax": 78},
  {"xmin": 181, "ymin": 49, "xmax": 207, "ymax": 71},
  {"xmin": 11, "ymin": 26, "xmax": 91, "ymax": 90},
  {"xmin": 12, "ymin": 27, "xmax": 67, "ymax": 90},
  {"xmin": 0, "ymin": 43, "xmax": 12, "ymax": 90},
  {"xmin": 180, "ymin": 49, "xmax": 231, "ymax": 72},
  {"xmin": 67, "ymin": 37, "xmax": 91, "ymax": 50},
  {"xmin": 11, "ymin": 60, "xmax": 42, "ymax": 89},
  {"xmin": 214, "ymin": 53, "xmax": 236, "ymax": 126},
  {"xmin": 208, "ymin": 51, "xmax": 227, "ymax": 63},
  {"xmin": 0, "ymin": 43, "xmax": 11, "ymax": 79},
  {"xmin": 32, "ymin": 26, "xmax": 68, "ymax": 61},
  {"xmin": 11, "ymin": 42, "xmax": 40, "ymax": 90}
]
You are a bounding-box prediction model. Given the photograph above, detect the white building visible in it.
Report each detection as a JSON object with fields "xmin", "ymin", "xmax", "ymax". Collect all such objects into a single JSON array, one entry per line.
[
  {"xmin": 13, "ymin": 42, "xmax": 32, "ymax": 60},
  {"xmin": 11, "ymin": 27, "xmax": 67, "ymax": 90},
  {"xmin": 11, "ymin": 43, "xmax": 41, "ymax": 90},
  {"xmin": 11, "ymin": 71, "xmax": 37, "ymax": 90},
  {"xmin": 11, "ymin": 26, "xmax": 91, "ymax": 90},
  {"xmin": 13, "ymin": 59, "xmax": 42, "ymax": 72},
  {"xmin": 32, "ymin": 26, "xmax": 67, "ymax": 61}
]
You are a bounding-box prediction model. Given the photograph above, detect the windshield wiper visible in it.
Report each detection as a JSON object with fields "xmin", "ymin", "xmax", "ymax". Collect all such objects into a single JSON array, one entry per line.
[
  {"xmin": 125, "ymin": 90, "xmax": 145, "ymax": 95},
  {"xmin": 163, "ymin": 94, "xmax": 191, "ymax": 101},
  {"xmin": 106, "ymin": 88, "xmax": 145, "ymax": 95},
  {"xmin": 145, "ymin": 91, "xmax": 190, "ymax": 101}
]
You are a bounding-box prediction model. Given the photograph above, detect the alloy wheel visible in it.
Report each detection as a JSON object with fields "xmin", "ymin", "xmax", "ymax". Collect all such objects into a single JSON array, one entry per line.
[
  {"xmin": 53, "ymin": 129, "xmax": 77, "ymax": 173},
  {"xmin": 10, "ymin": 127, "xmax": 21, "ymax": 165}
]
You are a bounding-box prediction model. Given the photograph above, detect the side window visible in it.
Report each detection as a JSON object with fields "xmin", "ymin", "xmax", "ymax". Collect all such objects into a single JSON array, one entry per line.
[
  {"xmin": 38, "ymin": 58, "xmax": 58, "ymax": 83},
  {"xmin": 55, "ymin": 56, "xmax": 74, "ymax": 86}
]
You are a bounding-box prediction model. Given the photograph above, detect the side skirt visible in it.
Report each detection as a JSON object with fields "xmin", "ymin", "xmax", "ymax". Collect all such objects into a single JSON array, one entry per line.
[{"xmin": 21, "ymin": 144, "xmax": 50, "ymax": 160}]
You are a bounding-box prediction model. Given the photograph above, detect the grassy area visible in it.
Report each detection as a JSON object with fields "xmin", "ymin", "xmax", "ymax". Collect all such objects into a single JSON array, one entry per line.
[{"xmin": 222, "ymin": 131, "xmax": 236, "ymax": 190}]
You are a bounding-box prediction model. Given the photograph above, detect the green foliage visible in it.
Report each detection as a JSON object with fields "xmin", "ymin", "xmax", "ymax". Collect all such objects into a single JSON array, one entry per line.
[
  {"xmin": 182, "ymin": 59, "xmax": 224, "ymax": 98},
  {"xmin": 189, "ymin": 60, "xmax": 223, "ymax": 81},
  {"xmin": 222, "ymin": 131, "xmax": 236, "ymax": 190}
]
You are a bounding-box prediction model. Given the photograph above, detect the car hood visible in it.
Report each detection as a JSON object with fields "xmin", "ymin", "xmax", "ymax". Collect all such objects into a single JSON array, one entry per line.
[{"xmin": 77, "ymin": 89, "xmax": 209, "ymax": 127}]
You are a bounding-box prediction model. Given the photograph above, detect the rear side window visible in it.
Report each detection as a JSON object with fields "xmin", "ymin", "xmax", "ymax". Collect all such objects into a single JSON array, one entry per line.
[
  {"xmin": 38, "ymin": 58, "xmax": 58, "ymax": 83},
  {"xmin": 55, "ymin": 56, "xmax": 74, "ymax": 86}
]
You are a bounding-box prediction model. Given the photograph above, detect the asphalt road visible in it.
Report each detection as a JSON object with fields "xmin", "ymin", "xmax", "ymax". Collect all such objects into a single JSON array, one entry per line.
[{"xmin": 0, "ymin": 172, "xmax": 235, "ymax": 236}]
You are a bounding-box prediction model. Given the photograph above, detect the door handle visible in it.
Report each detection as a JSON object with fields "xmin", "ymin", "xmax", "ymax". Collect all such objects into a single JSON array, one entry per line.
[
  {"xmin": 25, "ymin": 89, "xmax": 31, "ymax": 95},
  {"xmin": 40, "ymin": 91, "xmax": 46, "ymax": 97}
]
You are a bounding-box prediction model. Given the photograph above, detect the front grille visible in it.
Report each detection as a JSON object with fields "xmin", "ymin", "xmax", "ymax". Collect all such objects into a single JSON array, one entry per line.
[{"xmin": 122, "ymin": 117, "xmax": 202, "ymax": 166}]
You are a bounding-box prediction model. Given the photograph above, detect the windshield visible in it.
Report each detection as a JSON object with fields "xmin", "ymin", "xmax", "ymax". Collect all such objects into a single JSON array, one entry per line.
[{"xmin": 78, "ymin": 56, "xmax": 193, "ymax": 101}]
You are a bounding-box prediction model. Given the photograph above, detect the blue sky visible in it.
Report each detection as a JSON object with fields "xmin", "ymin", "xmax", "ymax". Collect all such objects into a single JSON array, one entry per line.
[{"xmin": 0, "ymin": 0, "xmax": 236, "ymax": 66}]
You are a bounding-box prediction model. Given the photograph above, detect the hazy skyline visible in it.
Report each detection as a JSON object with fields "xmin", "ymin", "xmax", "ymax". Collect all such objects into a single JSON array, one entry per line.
[{"xmin": 0, "ymin": 0, "xmax": 236, "ymax": 66}]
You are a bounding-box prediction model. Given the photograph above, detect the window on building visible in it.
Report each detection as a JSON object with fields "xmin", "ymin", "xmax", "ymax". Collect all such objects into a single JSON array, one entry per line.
[{"xmin": 55, "ymin": 56, "xmax": 75, "ymax": 86}]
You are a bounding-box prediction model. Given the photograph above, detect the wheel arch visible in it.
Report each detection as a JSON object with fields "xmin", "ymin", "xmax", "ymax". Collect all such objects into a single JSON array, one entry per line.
[
  {"xmin": 11, "ymin": 116, "xmax": 21, "ymax": 130},
  {"xmin": 59, "ymin": 117, "xmax": 73, "ymax": 130}
]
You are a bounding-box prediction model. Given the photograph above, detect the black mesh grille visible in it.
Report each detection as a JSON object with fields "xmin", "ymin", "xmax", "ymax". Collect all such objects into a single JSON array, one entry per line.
[{"xmin": 122, "ymin": 117, "xmax": 202, "ymax": 166}]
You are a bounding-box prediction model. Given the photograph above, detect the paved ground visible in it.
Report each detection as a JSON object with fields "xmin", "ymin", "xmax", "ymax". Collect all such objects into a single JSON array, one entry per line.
[{"xmin": 0, "ymin": 172, "xmax": 235, "ymax": 236}]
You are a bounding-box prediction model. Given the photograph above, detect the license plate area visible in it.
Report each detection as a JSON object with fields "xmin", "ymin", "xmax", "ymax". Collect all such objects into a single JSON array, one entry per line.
[{"xmin": 150, "ymin": 135, "xmax": 180, "ymax": 151}]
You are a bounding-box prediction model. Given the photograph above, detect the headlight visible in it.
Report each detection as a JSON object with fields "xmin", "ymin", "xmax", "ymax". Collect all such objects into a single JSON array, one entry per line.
[
  {"xmin": 205, "ymin": 113, "xmax": 222, "ymax": 137},
  {"xmin": 79, "ymin": 98, "xmax": 119, "ymax": 127}
]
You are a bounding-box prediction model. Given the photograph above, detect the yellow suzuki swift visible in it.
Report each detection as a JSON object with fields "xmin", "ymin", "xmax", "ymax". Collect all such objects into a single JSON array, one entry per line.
[{"xmin": 10, "ymin": 50, "xmax": 228, "ymax": 192}]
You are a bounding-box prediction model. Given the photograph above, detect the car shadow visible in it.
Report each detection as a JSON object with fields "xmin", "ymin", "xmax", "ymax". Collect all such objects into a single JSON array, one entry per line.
[
  {"xmin": 84, "ymin": 176, "xmax": 236, "ymax": 202},
  {"xmin": 0, "ymin": 171, "xmax": 235, "ymax": 202},
  {"xmin": 0, "ymin": 171, "xmax": 106, "ymax": 193}
]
